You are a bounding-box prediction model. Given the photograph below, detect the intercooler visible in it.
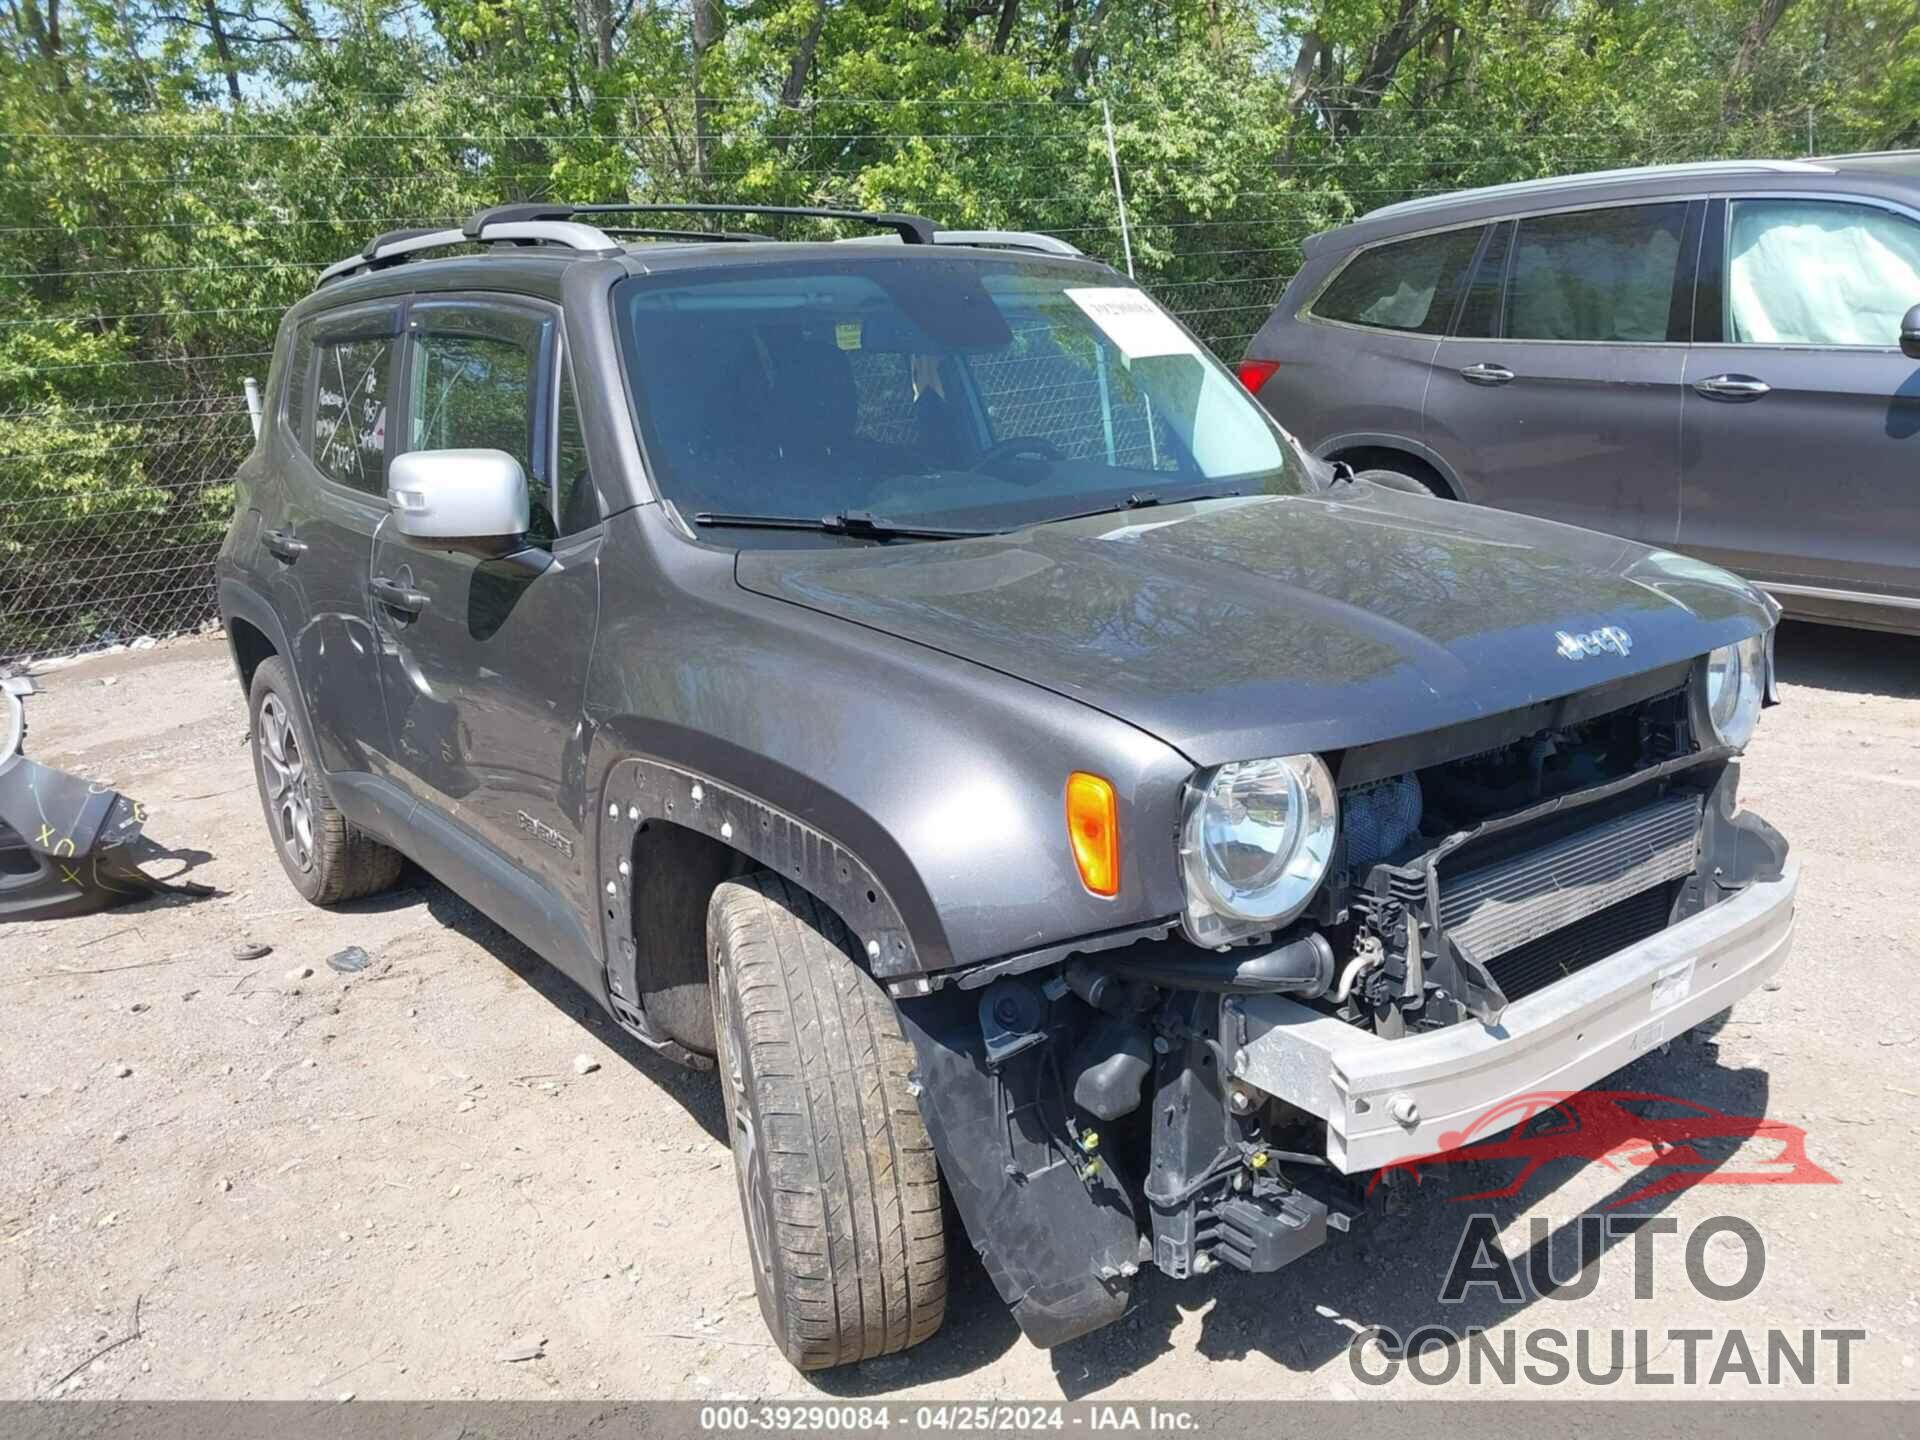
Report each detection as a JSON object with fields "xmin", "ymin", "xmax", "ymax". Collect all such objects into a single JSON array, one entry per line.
[{"xmin": 1438, "ymin": 791, "xmax": 1704, "ymax": 971}]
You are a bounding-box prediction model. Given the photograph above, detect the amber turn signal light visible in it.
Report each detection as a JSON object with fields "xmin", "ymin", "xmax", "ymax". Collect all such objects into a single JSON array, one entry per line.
[{"xmin": 1065, "ymin": 772, "xmax": 1119, "ymax": 897}]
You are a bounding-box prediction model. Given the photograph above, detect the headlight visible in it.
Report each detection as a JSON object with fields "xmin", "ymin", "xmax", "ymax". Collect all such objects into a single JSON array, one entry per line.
[
  {"xmin": 1179, "ymin": 754, "xmax": 1337, "ymax": 946},
  {"xmin": 1697, "ymin": 633, "xmax": 1767, "ymax": 750}
]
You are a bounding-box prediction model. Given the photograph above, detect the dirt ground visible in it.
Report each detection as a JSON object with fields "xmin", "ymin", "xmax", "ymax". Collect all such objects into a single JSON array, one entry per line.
[{"xmin": 4, "ymin": 623, "xmax": 1919, "ymax": 1402}]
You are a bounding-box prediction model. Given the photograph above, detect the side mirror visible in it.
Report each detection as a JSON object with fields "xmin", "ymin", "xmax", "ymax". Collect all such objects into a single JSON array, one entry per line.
[
  {"xmin": 1902, "ymin": 302, "xmax": 1920, "ymax": 362},
  {"xmin": 388, "ymin": 449, "xmax": 529, "ymax": 557}
]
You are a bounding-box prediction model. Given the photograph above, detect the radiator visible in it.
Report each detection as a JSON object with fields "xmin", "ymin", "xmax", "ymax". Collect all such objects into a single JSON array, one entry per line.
[{"xmin": 1440, "ymin": 792, "xmax": 1704, "ymax": 963}]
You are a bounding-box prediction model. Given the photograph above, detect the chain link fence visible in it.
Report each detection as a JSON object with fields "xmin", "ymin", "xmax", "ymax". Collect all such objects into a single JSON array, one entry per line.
[
  {"xmin": 1, "ymin": 395, "xmax": 256, "ymax": 663},
  {"xmin": 0, "ymin": 102, "xmax": 1852, "ymax": 666}
]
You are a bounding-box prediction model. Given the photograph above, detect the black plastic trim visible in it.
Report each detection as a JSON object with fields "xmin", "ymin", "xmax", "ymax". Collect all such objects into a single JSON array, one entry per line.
[
  {"xmin": 465, "ymin": 202, "xmax": 940, "ymax": 247},
  {"xmin": 595, "ymin": 758, "xmax": 917, "ymax": 1012}
]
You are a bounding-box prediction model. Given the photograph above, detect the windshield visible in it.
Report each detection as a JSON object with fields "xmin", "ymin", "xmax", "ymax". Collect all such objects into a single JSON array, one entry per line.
[{"xmin": 613, "ymin": 257, "xmax": 1303, "ymax": 536}]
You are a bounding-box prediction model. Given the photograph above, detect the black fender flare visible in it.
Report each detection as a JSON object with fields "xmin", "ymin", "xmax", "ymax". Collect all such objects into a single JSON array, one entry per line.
[{"xmin": 592, "ymin": 757, "xmax": 919, "ymax": 1058}]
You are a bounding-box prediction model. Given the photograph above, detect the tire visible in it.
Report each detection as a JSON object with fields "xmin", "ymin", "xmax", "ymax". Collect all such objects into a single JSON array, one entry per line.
[
  {"xmin": 707, "ymin": 873, "xmax": 947, "ymax": 1370},
  {"xmin": 248, "ymin": 657, "xmax": 405, "ymax": 905}
]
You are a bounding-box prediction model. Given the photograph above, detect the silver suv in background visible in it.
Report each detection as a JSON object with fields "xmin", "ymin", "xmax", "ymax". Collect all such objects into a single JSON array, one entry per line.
[{"xmin": 1240, "ymin": 154, "xmax": 1920, "ymax": 635}]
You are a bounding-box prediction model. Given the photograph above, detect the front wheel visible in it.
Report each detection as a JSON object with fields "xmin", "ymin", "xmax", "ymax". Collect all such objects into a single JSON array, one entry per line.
[{"xmin": 707, "ymin": 873, "xmax": 947, "ymax": 1370}]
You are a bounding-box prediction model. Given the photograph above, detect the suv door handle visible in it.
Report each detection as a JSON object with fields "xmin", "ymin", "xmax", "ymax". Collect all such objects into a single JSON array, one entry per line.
[
  {"xmin": 369, "ymin": 576, "xmax": 430, "ymax": 615},
  {"xmin": 1693, "ymin": 373, "xmax": 1771, "ymax": 401},
  {"xmin": 262, "ymin": 528, "xmax": 308, "ymax": 562},
  {"xmin": 1459, "ymin": 362, "xmax": 1515, "ymax": 386}
]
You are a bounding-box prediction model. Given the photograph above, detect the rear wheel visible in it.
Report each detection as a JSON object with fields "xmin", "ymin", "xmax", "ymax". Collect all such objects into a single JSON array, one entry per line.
[
  {"xmin": 707, "ymin": 873, "xmax": 947, "ymax": 1370},
  {"xmin": 248, "ymin": 657, "xmax": 404, "ymax": 904}
]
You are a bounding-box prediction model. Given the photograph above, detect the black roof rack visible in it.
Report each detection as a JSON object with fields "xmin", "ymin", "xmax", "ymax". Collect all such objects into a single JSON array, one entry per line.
[
  {"xmin": 316, "ymin": 203, "xmax": 1076, "ymax": 291},
  {"xmin": 462, "ymin": 202, "xmax": 940, "ymax": 246},
  {"xmin": 597, "ymin": 226, "xmax": 766, "ymax": 244}
]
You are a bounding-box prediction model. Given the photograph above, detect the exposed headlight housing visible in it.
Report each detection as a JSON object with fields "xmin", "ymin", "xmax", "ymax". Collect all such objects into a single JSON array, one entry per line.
[
  {"xmin": 1695, "ymin": 633, "xmax": 1768, "ymax": 751},
  {"xmin": 1179, "ymin": 753, "xmax": 1337, "ymax": 947}
]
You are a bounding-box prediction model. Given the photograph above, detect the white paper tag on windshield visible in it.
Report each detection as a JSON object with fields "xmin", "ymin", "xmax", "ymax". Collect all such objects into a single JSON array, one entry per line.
[{"xmin": 1066, "ymin": 287, "xmax": 1201, "ymax": 360}]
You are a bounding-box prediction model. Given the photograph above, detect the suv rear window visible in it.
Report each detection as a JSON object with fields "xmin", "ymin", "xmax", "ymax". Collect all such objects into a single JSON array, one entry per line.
[
  {"xmin": 1505, "ymin": 203, "xmax": 1687, "ymax": 342},
  {"xmin": 614, "ymin": 259, "xmax": 1299, "ymax": 534},
  {"xmin": 1310, "ymin": 226, "xmax": 1481, "ymax": 334}
]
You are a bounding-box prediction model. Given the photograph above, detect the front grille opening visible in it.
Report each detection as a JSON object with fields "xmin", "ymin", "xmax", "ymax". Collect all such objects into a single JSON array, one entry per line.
[{"xmin": 1486, "ymin": 880, "xmax": 1680, "ymax": 1002}]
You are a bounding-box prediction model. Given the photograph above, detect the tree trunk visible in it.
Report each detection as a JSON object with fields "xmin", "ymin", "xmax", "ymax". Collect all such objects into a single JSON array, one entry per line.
[
  {"xmin": 575, "ymin": 0, "xmax": 614, "ymax": 70},
  {"xmin": 990, "ymin": 0, "xmax": 1018, "ymax": 54},
  {"xmin": 691, "ymin": 0, "xmax": 723, "ymax": 183},
  {"xmin": 1722, "ymin": 0, "xmax": 1794, "ymax": 120},
  {"xmin": 1335, "ymin": 0, "xmax": 1428, "ymax": 135},
  {"xmin": 19, "ymin": 0, "xmax": 68, "ymax": 82},
  {"xmin": 1286, "ymin": 28, "xmax": 1321, "ymax": 112},
  {"xmin": 779, "ymin": 0, "xmax": 825, "ymax": 107},
  {"xmin": 203, "ymin": 0, "xmax": 242, "ymax": 103}
]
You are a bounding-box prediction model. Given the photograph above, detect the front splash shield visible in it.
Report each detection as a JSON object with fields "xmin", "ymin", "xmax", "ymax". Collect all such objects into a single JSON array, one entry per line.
[{"xmin": 0, "ymin": 674, "xmax": 214, "ymax": 922}]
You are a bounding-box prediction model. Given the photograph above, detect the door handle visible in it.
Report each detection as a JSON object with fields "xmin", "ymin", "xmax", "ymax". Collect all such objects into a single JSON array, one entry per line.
[
  {"xmin": 1693, "ymin": 373, "xmax": 1771, "ymax": 401},
  {"xmin": 369, "ymin": 576, "xmax": 430, "ymax": 615},
  {"xmin": 262, "ymin": 528, "xmax": 308, "ymax": 562},
  {"xmin": 1459, "ymin": 362, "xmax": 1515, "ymax": 386}
]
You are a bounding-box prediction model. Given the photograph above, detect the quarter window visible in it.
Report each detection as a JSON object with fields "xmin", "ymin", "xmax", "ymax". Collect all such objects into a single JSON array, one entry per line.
[
  {"xmin": 280, "ymin": 323, "xmax": 312, "ymax": 448},
  {"xmin": 310, "ymin": 335, "xmax": 395, "ymax": 495},
  {"xmin": 1310, "ymin": 226, "xmax": 1482, "ymax": 334},
  {"xmin": 1727, "ymin": 199, "xmax": 1920, "ymax": 347},
  {"xmin": 553, "ymin": 358, "xmax": 597, "ymax": 536},
  {"xmin": 1505, "ymin": 203, "xmax": 1687, "ymax": 342}
]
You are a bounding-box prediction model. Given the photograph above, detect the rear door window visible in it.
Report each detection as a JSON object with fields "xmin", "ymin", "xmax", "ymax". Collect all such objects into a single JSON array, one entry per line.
[
  {"xmin": 1505, "ymin": 203, "xmax": 1688, "ymax": 342},
  {"xmin": 1454, "ymin": 221, "xmax": 1514, "ymax": 339},
  {"xmin": 1726, "ymin": 199, "xmax": 1920, "ymax": 347},
  {"xmin": 1310, "ymin": 226, "xmax": 1483, "ymax": 334},
  {"xmin": 309, "ymin": 333, "xmax": 396, "ymax": 496}
]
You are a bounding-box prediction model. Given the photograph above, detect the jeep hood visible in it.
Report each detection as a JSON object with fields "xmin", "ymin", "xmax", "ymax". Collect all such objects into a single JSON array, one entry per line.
[{"xmin": 733, "ymin": 488, "xmax": 1775, "ymax": 767}]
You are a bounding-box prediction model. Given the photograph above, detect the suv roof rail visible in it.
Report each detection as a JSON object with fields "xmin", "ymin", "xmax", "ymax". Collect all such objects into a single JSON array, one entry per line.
[
  {"xmin": 1812, "ymin": 146, "xmax": 1920, "ymax": 164},
  {"xmin": 1361, "ymin": 158, "xmax": 1835, "ymax": 223},
  {"xmin": 465, "ymin": 201, "xmax": 940, "ymax": 246},
  {"xmin": 838, "ymin": 228, "xmax": 1082, "ymax": 257},
  {"xmin": 315, "ymin": 215, "xmax": 623, "ymax": 289},
  {"xmin": 316, "ymin": 227, "xmax": 468, "ymax": 287}
]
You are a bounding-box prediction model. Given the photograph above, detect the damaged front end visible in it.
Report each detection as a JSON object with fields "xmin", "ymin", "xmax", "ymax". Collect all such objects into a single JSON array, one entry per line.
[
  {"xmin": 896, "ymin": 653, "xmax": 1793, "ymax": 1350},
  {"xmin": 0, "ymin": 673, "xmax": 214, "ymax": 921}
]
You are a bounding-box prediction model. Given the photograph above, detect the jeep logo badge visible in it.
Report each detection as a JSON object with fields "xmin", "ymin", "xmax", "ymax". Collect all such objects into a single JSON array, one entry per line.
[{"xmin": 1556, "ymin": 625, "xmax": 1633, "ymax": 660}]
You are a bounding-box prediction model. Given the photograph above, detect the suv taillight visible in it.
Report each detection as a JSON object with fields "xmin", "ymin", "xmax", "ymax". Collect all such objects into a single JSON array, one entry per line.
[{"xmin": 1236, "ymin": 358, "xmax": 1281, "ymax": 394}]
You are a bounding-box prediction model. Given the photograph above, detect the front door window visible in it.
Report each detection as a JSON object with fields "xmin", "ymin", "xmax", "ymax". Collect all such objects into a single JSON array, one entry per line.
[{"xmin": 1726, "ymin": 199, "xmax": 1920, "ymax": 348}]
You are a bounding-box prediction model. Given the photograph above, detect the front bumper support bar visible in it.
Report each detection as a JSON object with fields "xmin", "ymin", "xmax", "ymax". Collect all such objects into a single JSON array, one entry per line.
[{"xmin": 1228, "ymin": 861, "xmax": 1799, "ymax": 1173}]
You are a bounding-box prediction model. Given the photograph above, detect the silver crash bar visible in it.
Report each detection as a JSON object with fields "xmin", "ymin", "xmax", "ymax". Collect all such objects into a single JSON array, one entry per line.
[{"xmin": 1227, "ymin": 862, "xmax": 1799, "ymax": 1173}]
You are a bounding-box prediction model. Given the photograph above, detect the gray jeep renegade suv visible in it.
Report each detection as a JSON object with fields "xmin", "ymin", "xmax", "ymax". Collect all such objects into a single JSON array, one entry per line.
[{"xmin": 219, "ymin": 201, "xmax": 1796, "ymax": 1370}]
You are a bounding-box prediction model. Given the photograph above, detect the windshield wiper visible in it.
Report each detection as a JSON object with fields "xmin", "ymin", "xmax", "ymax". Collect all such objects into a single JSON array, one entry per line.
[
  {"xmin": 1031, "ymin": 488, "xmax": 1242, "ymax": 529},
  {"xmin": 691, "ymin": 509, "xmax": 996, "ymax": 541}
]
